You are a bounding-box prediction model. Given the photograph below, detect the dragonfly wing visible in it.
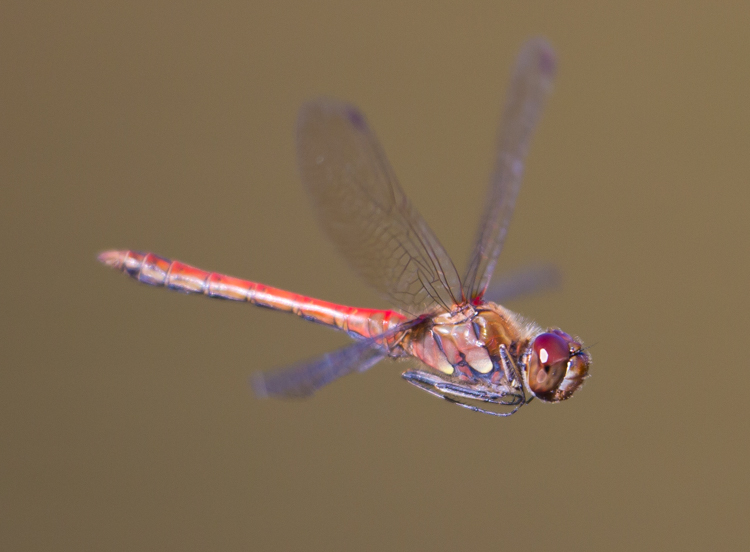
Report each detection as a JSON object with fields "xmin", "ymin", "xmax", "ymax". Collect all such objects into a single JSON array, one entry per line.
[
  {"xmin": 297, "ymin": 99, "xmax": 463, "ymax": 315},
  {"xmin": 252, "ymin": 318, "xmax": 421, "ymax": 398},
  {"xmin": 252, "ymin": 340, "xmax": 387, "ymax": 398},
  {"xmin": 463, "ymin": 38, "xmax": 557, "ymax": 301},
  {"xmin": 483, "ymin": 264, "xmax": 561, "ymax": 304}
]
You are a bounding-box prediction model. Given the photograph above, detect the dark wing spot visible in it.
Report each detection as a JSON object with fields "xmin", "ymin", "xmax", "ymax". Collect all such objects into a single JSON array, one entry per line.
[
  {"xmin": 346, "ymin": 107, "xmax": 367, "ymax": 130},
  {"xmin": 538, "ymin": 47, "xmax": 557, "ymax": 75}
]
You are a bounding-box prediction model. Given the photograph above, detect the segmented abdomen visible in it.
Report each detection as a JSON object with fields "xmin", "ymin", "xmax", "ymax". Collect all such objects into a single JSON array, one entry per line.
[{"xmin": 98, "ymin": 250, "xmax": 406, "ymax": 339}]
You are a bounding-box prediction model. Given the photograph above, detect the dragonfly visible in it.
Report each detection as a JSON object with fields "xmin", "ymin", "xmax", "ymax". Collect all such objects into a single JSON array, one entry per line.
[{"xmin": 99, "ymin": 38, "xmax": 590, "ymax": 417}]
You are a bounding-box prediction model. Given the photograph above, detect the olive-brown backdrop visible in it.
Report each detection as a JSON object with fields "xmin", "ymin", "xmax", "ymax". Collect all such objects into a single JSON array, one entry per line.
[{"xmin": 3, "ymin": 2, "xmax": 748, "ymax": 551}]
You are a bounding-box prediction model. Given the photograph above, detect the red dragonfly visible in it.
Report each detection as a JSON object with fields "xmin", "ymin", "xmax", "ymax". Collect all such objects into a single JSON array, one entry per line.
[{"xmin": 99, "ymin": 38, "xmax": 590, "ymax": 416}]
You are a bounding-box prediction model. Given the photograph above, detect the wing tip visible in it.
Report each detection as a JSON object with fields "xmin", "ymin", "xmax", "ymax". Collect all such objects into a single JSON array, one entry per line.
[
  {"xmin": 250, "ymin": 372, "xmax": 269, "ymax": 398},
  {"xmin": 522, "ymin": 36, "xmax": 558, "ymax": 77},
  {"xmin": 297, "ymin": 97, "xmax": 366, "ymax": 129}
]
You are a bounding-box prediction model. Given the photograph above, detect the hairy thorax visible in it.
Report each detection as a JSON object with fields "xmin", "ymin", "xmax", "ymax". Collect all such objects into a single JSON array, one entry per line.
[{"xmin": 401, "ymin": 303, "xmax": 540, "ymax": 388}]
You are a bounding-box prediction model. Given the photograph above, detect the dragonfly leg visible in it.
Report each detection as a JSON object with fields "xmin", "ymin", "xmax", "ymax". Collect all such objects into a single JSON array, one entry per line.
[
  {"xmin": 498, "ymin": 344, "xmax": 524, "ymax": 390},
  {"xmin": 402, "ymin": 370, "xmax": 526, "ymax": 417},
  {"xmin": 434, "ymin": 381, "xmax": 523, "ymax": 406}
]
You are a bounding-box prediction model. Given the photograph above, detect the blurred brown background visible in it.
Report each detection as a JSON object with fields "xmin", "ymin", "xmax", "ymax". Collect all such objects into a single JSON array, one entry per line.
[{"xmin": 2, "ymin": 1, "xmax": 749, "ymax": 550}]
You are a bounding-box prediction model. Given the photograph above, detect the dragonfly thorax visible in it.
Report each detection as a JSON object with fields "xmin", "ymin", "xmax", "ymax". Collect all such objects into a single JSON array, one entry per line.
[{"xmin": 405, "ymin": 303, "xmax": 532, "ymax": 387}]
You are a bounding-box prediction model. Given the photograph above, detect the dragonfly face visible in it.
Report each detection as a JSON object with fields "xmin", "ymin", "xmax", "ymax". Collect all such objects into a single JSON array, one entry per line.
[{"xmin": 522, "ymin": 330, "xmax": 591, "ymax": 402}]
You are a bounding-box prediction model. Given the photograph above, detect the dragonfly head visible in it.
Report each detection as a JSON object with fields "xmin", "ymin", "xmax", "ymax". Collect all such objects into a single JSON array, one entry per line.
[{"xmin": 523, "ymin": 329, "xmax": 590, "ymax": 402}]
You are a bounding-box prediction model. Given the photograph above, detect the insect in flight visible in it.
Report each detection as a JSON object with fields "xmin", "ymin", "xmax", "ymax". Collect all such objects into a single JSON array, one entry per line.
[{"xmin": 99, "ymin": 38, "xmax": 590, "ymax": 416}]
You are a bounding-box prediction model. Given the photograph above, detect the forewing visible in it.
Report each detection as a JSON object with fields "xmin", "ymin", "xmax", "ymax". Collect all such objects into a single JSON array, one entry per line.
[
  {"xmin": 297, "ymin": 99, "xmax": 462, "ymax": 315},
  {"xmin": 463, "ymin": 38, "xmax": 557, "ymax": 301}
]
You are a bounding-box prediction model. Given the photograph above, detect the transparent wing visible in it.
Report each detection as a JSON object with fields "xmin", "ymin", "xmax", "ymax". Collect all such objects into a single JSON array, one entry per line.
[
  {"xmin": 252, "ymin": 340, "xmax": 387, "ymax": 398},
  {"xmin": 463, "ymin": 38, "xmax": 557, "ymax": 301},
  {"xmin": 252, "ymin": 319, "xmax": 421, "ymax": 398},
  {"xmin": 297, "ymin": 99, "xmax": 463, "ymax": 315},
  {"xmin": 483, "ymin": 264, "xmax": 561, "ymax": 304}
]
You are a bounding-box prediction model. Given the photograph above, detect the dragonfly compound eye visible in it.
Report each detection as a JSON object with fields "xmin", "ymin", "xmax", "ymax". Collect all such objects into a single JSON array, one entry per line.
[
  {"xmin": 527, "ymin": 330, "xmax": 590, "ymax": 402},
  {"xmin": 527, "ymin": 332, "xmax": 571, "ymax": 401}
]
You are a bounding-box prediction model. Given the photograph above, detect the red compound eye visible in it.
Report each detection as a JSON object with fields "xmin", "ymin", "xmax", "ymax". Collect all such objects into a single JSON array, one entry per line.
[
  {"xmin": 533, "ymin": 332, "xmax": 570, "ymax": 367},
  {"xmin": 528, "ymin": 332, "xmax": 571, "ymax": 399}
]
